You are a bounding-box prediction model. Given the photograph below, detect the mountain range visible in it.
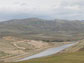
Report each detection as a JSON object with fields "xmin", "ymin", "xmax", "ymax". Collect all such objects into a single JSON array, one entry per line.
[{"xmin": 0, "ymin": 18, "xmax": 84, "ymax": 41}]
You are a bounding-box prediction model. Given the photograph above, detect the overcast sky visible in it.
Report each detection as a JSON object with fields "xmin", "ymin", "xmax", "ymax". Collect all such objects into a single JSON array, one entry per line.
[{"xmin": 0, "ymin": 0, "xmax": 83, "ymax": 21}]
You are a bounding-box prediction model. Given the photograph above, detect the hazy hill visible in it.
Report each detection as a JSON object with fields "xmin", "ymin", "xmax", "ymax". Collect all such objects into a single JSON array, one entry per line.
[{"xmin": 0, "ymin": 18, "xmax": 84, "ymax": 41}]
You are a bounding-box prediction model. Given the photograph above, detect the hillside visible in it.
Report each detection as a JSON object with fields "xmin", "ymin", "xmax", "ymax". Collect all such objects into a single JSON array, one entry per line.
[
  {"xmin": 0, "ymin": 18, "xmax": 84, "ymax": 41},
  {"xmin": 62, "ymin": 40, "xmax": 84, "ymax": 52},
  {"xmin": 0, "ymin": 36, "xmax": 50, "ymax": 58}
]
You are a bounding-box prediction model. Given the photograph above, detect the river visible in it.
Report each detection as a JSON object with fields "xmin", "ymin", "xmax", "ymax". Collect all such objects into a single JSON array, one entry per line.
[{"xmin": 18, "ymin": 43, "xmax": 77, "ymax": 61}]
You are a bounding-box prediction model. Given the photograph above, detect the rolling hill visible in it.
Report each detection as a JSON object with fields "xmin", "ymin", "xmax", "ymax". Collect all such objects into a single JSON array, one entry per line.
[{"xmin": 0, "ymin": 18, "xmax": 84, "ymax": 41}]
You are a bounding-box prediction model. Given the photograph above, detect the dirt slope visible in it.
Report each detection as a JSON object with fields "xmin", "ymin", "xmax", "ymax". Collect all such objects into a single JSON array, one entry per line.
[{"xmin": 63, "ymin": 40, "xmax": 84, "ymax": 52}]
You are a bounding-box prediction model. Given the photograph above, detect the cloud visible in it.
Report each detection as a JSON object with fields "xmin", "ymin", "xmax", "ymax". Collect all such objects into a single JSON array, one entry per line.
[{"xmin": 0, "ymin": 0, "xmax": 83, "ymax": 21}]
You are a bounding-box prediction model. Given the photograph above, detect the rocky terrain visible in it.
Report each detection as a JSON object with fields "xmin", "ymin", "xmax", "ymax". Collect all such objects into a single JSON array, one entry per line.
[{"xmin": 0, "ymin": 36, "xmax": 49, "ymax": 57}]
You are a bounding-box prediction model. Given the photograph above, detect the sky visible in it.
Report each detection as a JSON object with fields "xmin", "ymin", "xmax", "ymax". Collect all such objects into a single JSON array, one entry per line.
[{"xmin": 0, "ymin": 0, "xmax": 83, "ymax": 21}]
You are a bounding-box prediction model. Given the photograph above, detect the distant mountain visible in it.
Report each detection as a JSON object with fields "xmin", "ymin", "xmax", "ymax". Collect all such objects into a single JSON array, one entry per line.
[
  {"xmin": 80, "ymin": 20, "xmax": 84, "ymax": 22},
  {"xmin": 0, "ymin": 18, "xmax": 84, "ymax": 41}
]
